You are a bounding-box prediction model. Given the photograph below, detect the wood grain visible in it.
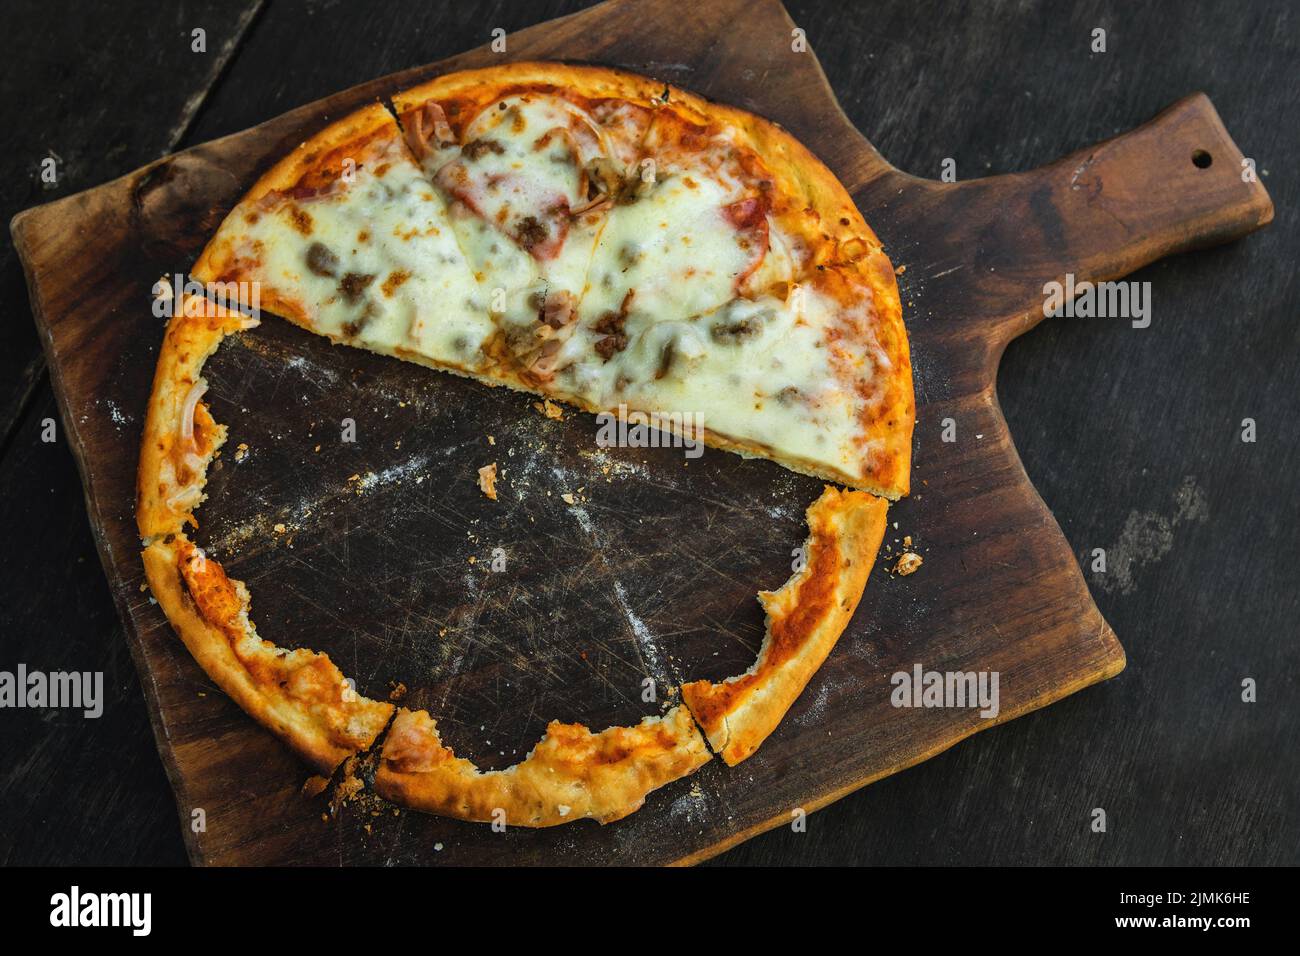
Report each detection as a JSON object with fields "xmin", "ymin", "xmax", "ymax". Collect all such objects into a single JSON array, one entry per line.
[
  {"xmin": 8, "ymin": 0, "xmax": 1273, "ymax": 865},
  {"xmin": 0, "ymin": 0, "xmax": 264, "ymax": 445}
]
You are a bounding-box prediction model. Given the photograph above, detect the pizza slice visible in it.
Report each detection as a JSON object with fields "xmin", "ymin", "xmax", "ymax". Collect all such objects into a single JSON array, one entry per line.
[
  {"xmin": 191, "ymin": 63, "xmax": 913, "ymax": 500},
  {"xmin": 192, "ymin": 102, "xmax": 496, "ymax": 374},
  {"xmin": 392, "ymin": 75, "xmax": 655, "ymax": 381},
  {"xmin": 681, "ymin": 486, "xmax": 889, "ymax": 765}
]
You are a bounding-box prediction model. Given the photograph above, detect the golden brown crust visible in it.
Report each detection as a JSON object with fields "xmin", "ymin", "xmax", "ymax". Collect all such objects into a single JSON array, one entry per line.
[
  {"xmin": 137, "ymin": 295, "xmax": 393, "ymax": 772},
  {"xmin": 142, "ymin": 537, "xmax": 393, "ymax": 771},
  {"xmin": 392, "ymin": 62, "xmax": 675, "ymax": 123},
  {"xmin": 136, "ymin": 298, "xmax": 257, "ymax": 540},
  {"xmin": 681, "ymin": 486, "xmax": 888, "ymax": 765},
  {"xmin": 375, "ymin": 705, "xmax": 710, "ymax": 826}
]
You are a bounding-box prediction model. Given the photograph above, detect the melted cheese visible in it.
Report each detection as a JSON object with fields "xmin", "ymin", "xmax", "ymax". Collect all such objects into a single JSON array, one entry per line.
[
  {"xmin": 204, "ymin": 97, "xmax": 884, "ymax": 486},
  {"xmin": 578, "ymin": 170, "xmax": 756, "ymax": 323},
  {"xmin": 553, "ymin": 286, "xmax": 871, "ymax": 477},
  {"xmin": 225, "ymin": 135, "xmax": 494, "ymax": 370}
]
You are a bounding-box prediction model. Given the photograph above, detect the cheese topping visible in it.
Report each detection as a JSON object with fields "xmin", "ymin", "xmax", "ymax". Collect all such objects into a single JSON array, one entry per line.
[
  {"xmin": 199, "ymin": 91, "xmax": 892, "ymax": 487},
  {"xmin": 230, "ymin": 133, "xmax": 494, "ymax": 370}
]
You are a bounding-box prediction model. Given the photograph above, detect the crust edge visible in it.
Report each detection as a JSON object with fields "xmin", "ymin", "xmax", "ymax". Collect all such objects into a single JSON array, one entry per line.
[
  {"xmin": 681, "ymin": 485, "xmax": 888, "ymax": 765},
  {"xmin": 375, "ymin": 704, "xmax": 710, "ymax": 827}
]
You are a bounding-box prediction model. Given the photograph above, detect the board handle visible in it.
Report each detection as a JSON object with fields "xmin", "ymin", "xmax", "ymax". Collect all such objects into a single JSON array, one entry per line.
[
  {"xmin": 1032, "ymin": 92, "xmax": 1274, "ymax": 280},
  {"xmin": 886, "ymin": 93, "xmax": 1274, "ymax": 346}
]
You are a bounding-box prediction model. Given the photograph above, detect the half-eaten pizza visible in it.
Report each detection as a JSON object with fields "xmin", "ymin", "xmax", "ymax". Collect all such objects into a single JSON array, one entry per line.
[{"xmin": 137, "ymin": 62, "xmax": 912, "ymax": 828}]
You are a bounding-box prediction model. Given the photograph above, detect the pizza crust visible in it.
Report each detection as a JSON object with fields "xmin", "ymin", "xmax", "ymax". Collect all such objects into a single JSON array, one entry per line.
[
  {"xmin": 136, "ymin": 296, "xmax": 706, "ymax": 817},
  {"xmin": 136, "ymin": 300, "xmax": 254, "ymax": 540},
  {"xmin": 681, "ymin": 486, "xmax": 888, "ymax": 765},
  {"xmin": 137, "ymin": 296, "xmax": 394, "ymax": 772},
  {"xmin": 375, "ymin": 704, "xmax": 710, "ymax": 827},
  {"xmin": 142, "ymin": 536, "xmax": 394, "ymax": 771}
]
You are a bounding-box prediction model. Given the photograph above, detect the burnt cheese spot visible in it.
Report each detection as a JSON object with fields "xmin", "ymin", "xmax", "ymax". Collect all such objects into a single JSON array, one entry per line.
[
  {"xmin": 461, "ymin": 138, "xmax": 505, "ymax": 160},
  {"xmin": 305, "ymin": 242, "xmax": 339, "ymax": 277},
  {"xmin": 339, "ymin": 272, "xmax": 376, "ymax": 303},
  {"xmin": 381, "ymin": 270, "xmax": 411, "ymax": 297},
  {"xmin": 287, "ymin": 204, "xmax": 313, "ymax": 236},
  {"xmin": 515, "ymin": 215, "xmax": 549, "ymax": 251}
]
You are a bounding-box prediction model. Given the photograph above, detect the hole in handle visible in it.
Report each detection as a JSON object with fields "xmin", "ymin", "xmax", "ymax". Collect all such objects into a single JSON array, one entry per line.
[{"xmin": 1192, "ymin": 149, "xmax": 1213, "ymax": 169}]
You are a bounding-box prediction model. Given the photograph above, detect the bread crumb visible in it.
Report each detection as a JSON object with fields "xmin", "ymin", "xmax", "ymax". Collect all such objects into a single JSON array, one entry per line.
[
  {"xmin": 329, "ymin": 757, "xmax": 365, "ymax": 815},
  {"xmin": 895, "ymin": 264, "xmax": 907, "ymax": 275},
  {"xmin": 894, "ymin": 552, "xmax": 923, "ymax": 576},
  {"xmin": 301, "ymin": 775, "xmax": 329, "ymax": 798},
  {"xmin": 534, "ymin": 399, "xmax": 564, "ymax": 420},
  {"xmin": 477, "ymin": 462, "xmax": 498, "ymax": 501},
  {"xmin": 273, "ymin": 523, "xmax": 287, "ymax": 534},
  {"xmin": 234, "ymin": 443, "xmax": 249, "ymax": 462},
  {"xmin": 560, "ymin": 492, "xmax": 576, "ymax": 505}
]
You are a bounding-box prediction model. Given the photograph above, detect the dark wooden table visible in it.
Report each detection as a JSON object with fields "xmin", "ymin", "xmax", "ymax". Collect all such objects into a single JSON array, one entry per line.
[{"xmin": 1, "ymin": 0, "xmax": 1294, "ymax": 866}]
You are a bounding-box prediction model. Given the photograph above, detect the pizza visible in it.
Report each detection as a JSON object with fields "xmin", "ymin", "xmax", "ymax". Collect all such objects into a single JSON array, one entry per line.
[{"xmin": 138, "ymin": 62, "xmax": 912, "ymax": 829}]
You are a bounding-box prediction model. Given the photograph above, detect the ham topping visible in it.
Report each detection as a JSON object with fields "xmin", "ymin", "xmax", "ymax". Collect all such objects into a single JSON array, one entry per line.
[{"xmin": 402, "ymin": 101, "xmax": 455, "ymax": 160}]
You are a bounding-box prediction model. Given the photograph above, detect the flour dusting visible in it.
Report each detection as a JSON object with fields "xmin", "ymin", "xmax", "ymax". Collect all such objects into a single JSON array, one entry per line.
[
  {"xmin": 1094, "ymin": 475, "xmax": 1209, "ymax": 595},
  {"xmin": 357, "ymin": 453, "xmax": 432, "ymax": 492}
]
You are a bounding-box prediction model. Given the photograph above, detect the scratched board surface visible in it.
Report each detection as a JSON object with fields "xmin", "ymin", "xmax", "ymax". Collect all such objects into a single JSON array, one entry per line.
[{"xmin": 195, "ymin": 318, "xmax": 816, "ymax": 771}]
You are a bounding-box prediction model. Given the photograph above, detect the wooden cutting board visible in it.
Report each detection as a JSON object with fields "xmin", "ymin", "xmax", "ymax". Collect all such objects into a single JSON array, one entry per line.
[{"xmin": 10, "ymin": 0, "xmax": 1272, "ymax": 865}]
